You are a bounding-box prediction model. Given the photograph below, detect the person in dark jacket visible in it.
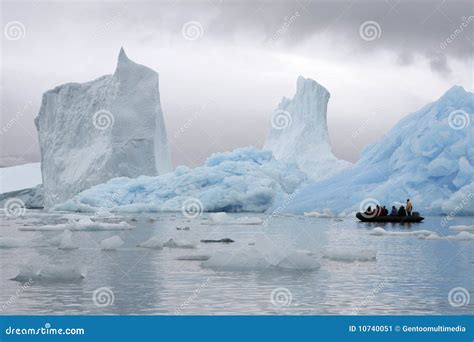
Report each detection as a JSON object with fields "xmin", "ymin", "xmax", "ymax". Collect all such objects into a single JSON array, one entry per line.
[
  {"xmin": 382, "ymin": 206, "xmax": 388, "ymax": 216},
  {"xmin": 390, "ymin": 206, "xmax": 397, "ymax": 216},
  {"xmin": 398, "ymin": 205, "xmax": 406, "ymax": 216}
]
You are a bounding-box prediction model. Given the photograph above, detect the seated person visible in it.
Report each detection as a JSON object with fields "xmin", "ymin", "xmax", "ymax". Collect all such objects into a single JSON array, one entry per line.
[
  {"xmin": 364, "ymin": 206, "xmax": 374, "ymax": 216},
  {"xmin": 390, "ymin": 206, "xmax": 397, "ymax": 216},
  {"xmin": 382, "ymin": 206, "xmax": 388, "ymax": 216},
  {"xmin": 397, "ymin": 205, "xmax": 407, "ymax": 217}
]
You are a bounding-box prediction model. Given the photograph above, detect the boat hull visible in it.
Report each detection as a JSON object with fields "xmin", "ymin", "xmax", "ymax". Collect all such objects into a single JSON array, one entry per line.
[{"xmin": 356, "ymin": 212, "xmax": 424, "ymax": 223}]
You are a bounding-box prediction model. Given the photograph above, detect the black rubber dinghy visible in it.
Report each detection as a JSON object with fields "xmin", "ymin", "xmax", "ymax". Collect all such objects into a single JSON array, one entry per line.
[{"xmin": 356, "ymin": 212, "xmax": 424, "ymax": 223}]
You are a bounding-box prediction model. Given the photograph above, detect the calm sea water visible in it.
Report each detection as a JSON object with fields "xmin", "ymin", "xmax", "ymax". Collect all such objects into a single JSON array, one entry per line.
[{"xmin": 0, "ymin": 211, "xmax": 472, "ymax": 315}]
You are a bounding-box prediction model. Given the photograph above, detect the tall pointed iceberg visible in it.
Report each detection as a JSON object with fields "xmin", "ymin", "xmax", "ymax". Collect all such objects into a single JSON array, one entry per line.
[
  {"xmin": 264, "ymin": 76, "xmax": 350, "ymax": 180},
  {"xmin": 35, "ymin": 48, "xmax": 172, "ymax": 208}
]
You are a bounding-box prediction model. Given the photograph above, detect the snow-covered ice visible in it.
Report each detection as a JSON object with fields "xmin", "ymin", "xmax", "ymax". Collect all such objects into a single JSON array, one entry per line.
[
  {"xmin": 206, "ymin": 212, "xmax": 263, "ymax": 225},
  {"xmin": 55, "ymin": 147, "xmax": 306, "ymax": 213},
  {"xmin": 163, "ymin": 238, "xmax": 196, "ymax": 249},
  {"xmin": 369, "ymin": 227, "xmax": 433, "ymax": 237},
  {"xmin": 449, "ymin": 224, "xmax": 474, "ymax": 232},
  {"xmin": 35, "ymin": 48, "xmax": 172, "ymax": 208},
  {"xmin": 58, "ymin": 230, "xmax": 78, "ymax": 250},
  {"xmin": 11, "ymin": 264, "xmax": 85, "ymax": 282},
  {"xmin": 100, "ymin": 235, "xmax": 124, "ymax": 250},
  {"xmin": 19, "ymin": 217, "xmax": 132, "ymax": 231},
  {"xmin": 137, "ymin": 236, "xmax": 163, "ymax": 249},
  {"xmin": 304, "ymin": 208, "xmax": 334, "ymax": 218},
  {"xmin": 264, "ymin": 76, "xmax": 351, "ymax": 180}
]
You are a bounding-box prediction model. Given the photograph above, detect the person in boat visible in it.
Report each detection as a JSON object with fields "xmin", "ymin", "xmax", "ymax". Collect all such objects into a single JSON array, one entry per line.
[
  {"xmin": 390, "ymin": 206, "xmax": 397, "ymax": 216},
  {"xmin": 382, "ymin": 206, "xmax": 388, "ymax": 216},
  {"xmin": 406, "ymin": 199, "xmax": 413, "ymax": 216},
  {"xmin": 397, "ymin": 205, "xmax": 407, "ymax": 217},
  {"xmin": 375, "ymin": 205, "xmax": 381, "ymax": 216},
  {"xmin": 364, "ymin": 206, "xmax": 374, "ymax": 216}
]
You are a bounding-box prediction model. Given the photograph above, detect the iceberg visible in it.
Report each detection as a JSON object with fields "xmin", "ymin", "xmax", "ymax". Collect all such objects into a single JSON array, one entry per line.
[
  {"xmin": 277, "ymin": 86, "xmax": 473, "ymax": 215},
  {"xmin": 35, "ymin": 48, "xmax": 172, "ymax": 208},
  {"xmin": 19, "ymin": 217, "xmax": 132, "ymax": 231},
  {"xmin": 55, "ymin": 147, "xmax": 307, "ymax": 213},
  {"xmin": 263, "ymin": 76, "xmax": 351, "ymax": 180},
  {"xmin": 100, "ymin": 235, "xmax": 124, "ymax": 250}
]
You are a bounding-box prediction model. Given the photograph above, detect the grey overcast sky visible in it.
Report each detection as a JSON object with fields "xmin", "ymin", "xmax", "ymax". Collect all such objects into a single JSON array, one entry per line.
[{"xmin": 1, "ymin": 0, "xmax": 473, "ymax": 167}]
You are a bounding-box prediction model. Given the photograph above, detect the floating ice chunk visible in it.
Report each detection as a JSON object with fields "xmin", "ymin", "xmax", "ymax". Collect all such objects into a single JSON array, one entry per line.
[
  {"xmin": 163, "ymin": 238, "xmax": 196, "ymax": 249},
  {"xmin": 201, "ymin": 249, "xmax": 270, "ymax": 271},
  {"xmin": 276, "ymin": 250, "xmax": 321, "ymax": 270},
  {"xmin": 206, "ymin": 212, "xmax": 263, "ymax": 225},
  {"xmin": 304, "ymin": 208, "xmax": 333, "ymax": 218},
  {"xmin": 418, "ymin": 231, "xmax": 474, "ymax": 241},
  {"xmin": 58, "ymin": 230, "xmax": 78, "ymax": 250},
  {"xmin": 0, "ymin": 237, "xmax": 26, "ymax": 248},
  {"xmin": 19, "ymin": 217, "xmax": 133, "ymax": 231},
  {"xmin": 449, "ymin": 224, "xmax": 474, "ymax": 232},
  {"xmin": 11, "ymin": 264, "xmax": 84, "ymax": 282},
  {"xmin": 323, "ymin": 249, "xmax": 376, "ymax": 262},
  {"xmin": 369, "ymin": 227, "xmax": 433, "ymax": 237},
  {"xmin": 176, "ymin": 255, "xmax": 211, "ymax": 261},
  {"xmin": 100, "ymin": 235, "xmax": 124, "ymax": 250},
  {"xmin": 137, "ymin": 236, "xmax": 163, "ymax": 249}
]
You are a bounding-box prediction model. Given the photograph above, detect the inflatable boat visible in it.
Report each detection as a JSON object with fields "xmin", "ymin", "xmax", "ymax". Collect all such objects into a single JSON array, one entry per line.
[{"xmin": 356, "ymin": 212, "xmax": 424, "ymax": 223}]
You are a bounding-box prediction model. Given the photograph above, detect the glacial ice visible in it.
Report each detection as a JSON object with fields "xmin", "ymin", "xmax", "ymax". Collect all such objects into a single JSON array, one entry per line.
[
  {"xmin": 100, "ymin": 235, "xmax": 124, "ymax": 250},
  {"xmin": 0, "ymin": 163, "xmax": 41, "ymax": 193},
  {"xmin": 58, "ymin": 230, "xmax": 78, "ymax": 250},
  {"xmin": 277, "ymin": 86, "xmax": 474, "ymax": 216},
  {"xmin": 263, "ymin": 76, "xmax": 351, "ymax": 180},
  {"xmin": 369, "ymin": 227, "xmax": 434, "ymax": 237},
  {"xmin": 19, "ymin": 217, "xmax": 133, "ymax": 231},
  {"xmin": 137, "ymin": 236, "xmax": 163, "ymax": 249},
  {"xmin": 449, "ymin": 224, "xmax": 474, "ymax": 232},
  {"xmin": 35, "ymin": 48, "xmax": 171, "ymax": 208},
  {"xmin": 206, "ymin": 212, "xmax": 263, "ymax": 225},
  {"xmin": 12, "ymin": 264, "xmax": 85, "ymax": 282},
  {"xmin": 304, "ymin": 208, "xmax": 334, "ymax": 218},
  {"xmin": 322, "ymin": 249, "xmax": 377, "ymax": 262},
  {"xmin": 55, "ymin": 147, "xmax": 307, "ymax": 213}
]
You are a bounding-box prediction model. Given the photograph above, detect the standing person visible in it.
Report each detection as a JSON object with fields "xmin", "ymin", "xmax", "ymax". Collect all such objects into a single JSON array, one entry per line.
[{"xmin": 406, "ymin": 199, "xmax": 413, "ymax": 216}]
